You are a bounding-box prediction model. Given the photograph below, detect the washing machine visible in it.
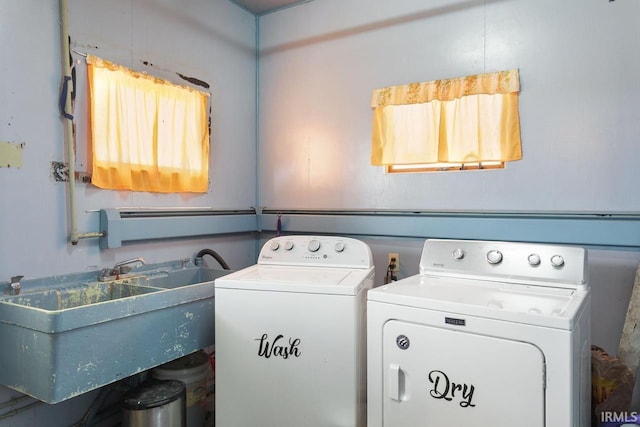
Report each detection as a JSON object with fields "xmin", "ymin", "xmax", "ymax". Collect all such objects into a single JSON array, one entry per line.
[
  {"xmin": 215, "ymin": 235, "xmax": 374, "ymax": 427},
  {"xmin": 367, "ymin": 239, "xmax": 590, "ymax": 427}
]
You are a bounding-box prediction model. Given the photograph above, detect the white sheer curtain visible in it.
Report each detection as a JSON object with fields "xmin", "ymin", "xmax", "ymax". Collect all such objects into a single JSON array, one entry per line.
[
  {"xmin": 371, "ymin": 69, "xmax": 522, "ymax": 169},
  {"xmin": 87, "ymin": 55, "xmax": 210, "ymax": 193}
]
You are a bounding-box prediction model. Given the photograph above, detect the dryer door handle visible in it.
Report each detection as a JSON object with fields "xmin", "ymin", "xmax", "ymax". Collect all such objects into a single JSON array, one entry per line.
[{"xmin": 388, "ymin": 363, "xmax": 404, "ymax": 401}]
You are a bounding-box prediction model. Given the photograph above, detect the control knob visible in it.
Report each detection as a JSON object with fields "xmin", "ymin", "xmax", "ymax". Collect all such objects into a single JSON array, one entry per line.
[
  {"xmin": 452, "ymin": 249, "xmax": 465, "ymax": 260},
  {"xmin": 269, "ymin": 241, "xmax": 280, "ymax": 251},
  {"xmin": 284, "ymin": 241, "xmax": 294, "ymax": 251},
  {"xmin": 308, "ymin": 239, "xmax": 321, "ymax": 252},
  {"xmin": 527, "ymin": 253, "xmax": 541, "ymax": 266},
  {"xmin": 335, "ymin": 242, "xmax": 345, "ymax": 253},
  {"xmin": 550, "ymin": 255, "xmax": 565, "ymax": 267},
  {"xmin": 486, "ymin": 250, "xmax": 503, "ymax": 265}
]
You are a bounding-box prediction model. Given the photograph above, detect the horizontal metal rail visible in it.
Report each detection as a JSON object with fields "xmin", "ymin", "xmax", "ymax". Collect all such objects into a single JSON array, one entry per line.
[
  {"xmin": 100, "ymin": 208, "xmax": 257, "ymax": 248},
  {"xmin": 258, "ymin": 209, "xmax": 640, "ymax": 249},
  {"xmin": 99, "ymin": 207, "xmax": 640, "ymax": 249}
]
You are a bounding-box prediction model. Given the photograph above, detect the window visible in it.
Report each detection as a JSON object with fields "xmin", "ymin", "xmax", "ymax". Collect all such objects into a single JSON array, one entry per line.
[
  {"xmin": 87, "ymin": 55, "xmax": 210, "ymax": 193},
  {"xmin": 370, "ymin": 69, "xmax": 522, "ymax": 173}
]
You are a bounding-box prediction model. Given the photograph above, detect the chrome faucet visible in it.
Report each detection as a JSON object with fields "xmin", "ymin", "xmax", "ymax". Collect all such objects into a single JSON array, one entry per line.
[
  {"xmin": 99, "ymin": 258, "xmax": 146, "ymax": 281},
  {"xmin": 6, "ymin": 275, "xmax": 23, "ymax": 296}
]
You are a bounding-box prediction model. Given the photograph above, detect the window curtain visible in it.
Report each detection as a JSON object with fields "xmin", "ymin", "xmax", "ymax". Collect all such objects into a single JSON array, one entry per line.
[
  {"xmin": 370, "ymin": 69, "xmax": 522, "ymax": 166},
  {"xmin": 87, "ymin": 55, "xmax": 210, "ymax": 193}
]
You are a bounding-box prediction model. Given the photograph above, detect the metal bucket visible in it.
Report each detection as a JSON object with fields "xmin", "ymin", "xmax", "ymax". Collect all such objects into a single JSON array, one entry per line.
[
  {"xmin": 122, "ymin": 379, "xmax": 186, "ymax": 427},
  {"xmin": 152, "ymin": 350, "xmax": 210, "ymax": 427}
]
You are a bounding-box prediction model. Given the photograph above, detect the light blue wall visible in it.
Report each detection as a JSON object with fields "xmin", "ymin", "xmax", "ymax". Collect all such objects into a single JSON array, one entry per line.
[
  {"xmin": 0, "ymin": 0, "xmax": 256, "ymax": 424},
  {"xmin": 258, "ymin": 0, "xmax": 640, "ymax": 212},
  {"xmin": 1, "ymin": 0, "xmax": 640, "ymax": 422},
  {"xmin": 257, "ymin": 0, "xmax": 640, "ymax": 410},
  {"xmin": 0, "ymin": 0, "xmax": 257, "ymax": 278}
]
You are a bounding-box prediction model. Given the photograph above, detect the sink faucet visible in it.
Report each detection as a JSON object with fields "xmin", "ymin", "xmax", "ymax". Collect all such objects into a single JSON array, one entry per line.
[
  {"xmin": 6, "ymin": 275, "xmax": 23, "ymax": 296},
  {"xmin": 99, "ymin": 258, "xmax": 146, "ymax": 281}
]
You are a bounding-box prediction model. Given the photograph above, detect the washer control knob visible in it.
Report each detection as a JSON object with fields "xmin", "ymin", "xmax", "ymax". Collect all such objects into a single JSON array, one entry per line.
[
  {"xmin": 284, "ymin": 241, "xmax": 294, "ymax": 251},
  {"xmin": 308, "ymin": 239, "xmax": 321, "ymax": 252},
  {"xmin": 334, "ymin": 242, "xmax": 345, "ymax": 253},
  {"xmin": 528, "ymin": 253, "xmax": 541, "ymax": 266},
  {"xmin": 551, "ymin": 255, "xmax": 565, "ymax": 267},
  {"xmin": 269, "ymin": 241, "xmax": 280, "ymax": 251},
  {"xmin": 486, "ymin": 250, "xmax": 503, "ymax": 264},
  {"xmin": 452, "ymin": 249, "xmax": 465, "ymax": 260}
]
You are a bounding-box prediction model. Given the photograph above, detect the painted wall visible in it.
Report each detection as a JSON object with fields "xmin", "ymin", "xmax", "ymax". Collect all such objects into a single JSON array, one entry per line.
[
  {"xmin": 258, "ymin": 0, "xmax": 640, "ymax": 411},
  {"xmin": 1, "ymin": 0, "xmax": 639, "ymax": 423},
  {"xmin": 1, "ymin": 0, "xmax": 257, "ymax": 279},
  {"xmin": 0, "ymin": 0, "xmax": 256, "ymax": 424},
  {"xmin": 258, "ymin": 0, "xmax": 640, "ymax": 212}
]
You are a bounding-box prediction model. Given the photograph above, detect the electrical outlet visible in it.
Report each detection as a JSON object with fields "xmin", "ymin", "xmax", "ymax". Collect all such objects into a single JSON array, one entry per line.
[{"xmin": 388, "ymin": 253, "xmax": 399, "ymax": 272}]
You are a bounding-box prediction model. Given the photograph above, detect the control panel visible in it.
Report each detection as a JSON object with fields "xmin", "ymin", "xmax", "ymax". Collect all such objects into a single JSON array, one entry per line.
[
  {"xmin": 419, "ymin": 239, "xmax": 588, "ymax": 289},
  {"xmin": 258, "ymin": 236, "xmax": 373, "ymax": 269}
]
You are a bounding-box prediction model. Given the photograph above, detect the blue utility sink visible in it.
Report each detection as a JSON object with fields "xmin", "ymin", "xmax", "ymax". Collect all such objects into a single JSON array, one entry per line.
[
  {"xmin": 1, "ymin": 280, "xmax": 160, "ymax": 311},
  {"xmin": 0, "ymin": 260, "xmax": 228, "ymax": 403}
]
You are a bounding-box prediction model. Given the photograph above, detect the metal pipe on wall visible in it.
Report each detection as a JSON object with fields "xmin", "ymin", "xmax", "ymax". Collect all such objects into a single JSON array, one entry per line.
[
  {"xmin": 0, "ymin": 399, "xmax": 42, "ymax": 421},
  {"xmin": 59, "ymin": 0, "xmax": 104, "ymax": 245},
  {"xmin": 258, "ymin": 209, "xmax": 640, "ymax": 249}
]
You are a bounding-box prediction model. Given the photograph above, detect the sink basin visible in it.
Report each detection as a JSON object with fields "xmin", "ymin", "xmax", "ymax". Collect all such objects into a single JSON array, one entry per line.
[
  {"xmin": 0, "ymin": 260, "xmax": 230, "ymax": 403},
  {"xmin": 1, "ymin": 279, "xmax": 160, "ymax": 311}
]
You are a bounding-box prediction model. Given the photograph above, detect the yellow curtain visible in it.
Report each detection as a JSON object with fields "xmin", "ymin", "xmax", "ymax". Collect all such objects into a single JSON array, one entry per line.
[
  {"xmin": 87, "ymin": 55, "xmax": 210, "ymax": 193},
  {"xmin": 370, "ymin": 69, "xmax": 521, "ymax": 166}
]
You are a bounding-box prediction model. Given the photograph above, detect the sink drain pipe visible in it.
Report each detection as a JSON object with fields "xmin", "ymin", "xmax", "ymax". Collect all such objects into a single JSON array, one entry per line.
[
  {"xmin": 59, "ymin": 0, "xmax": 104, "ymax": 245},
  {"xmin": 0, "ymin": 396, "xmax": 42, "ymax": 421}
]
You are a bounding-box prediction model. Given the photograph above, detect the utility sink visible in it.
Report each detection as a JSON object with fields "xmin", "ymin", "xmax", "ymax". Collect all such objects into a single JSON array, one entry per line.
[
  {"xmin": 1, "ymin": 280, "xmax": 160, "ymax": 311},
  {"xmin": 0, "ymin": 260, "xmax": 230, "ymax": 404}
]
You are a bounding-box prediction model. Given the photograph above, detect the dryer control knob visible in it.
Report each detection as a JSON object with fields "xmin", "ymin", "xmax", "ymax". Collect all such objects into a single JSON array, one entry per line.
[
  {"xmin": 269, "ymin": 241, "xmax": 280, "ymax": 251},
  {"xmin": 528, "ymin": 253, "xmax": 541, "ymax": 266},
  {"xmin": 452, "ymin": 249, "xmax": 465, "ymax": 260},
  {"xmin": 551, "ymin": 255, "xmax": 565, "ymax": 267},
  {"xmin": 284, "ymin": 241, "xmax": 294, "ymax": 251},
  {"xmin": 308, "ymin": 239, "xmax": 321, "ymax": 252},
  {"xmin": 334, "ymin": 242, "xmax": 345, "ymax": 253},
  {"xmin": 486, "ymin": 250, "xmax": 503, "ymax": 264}
]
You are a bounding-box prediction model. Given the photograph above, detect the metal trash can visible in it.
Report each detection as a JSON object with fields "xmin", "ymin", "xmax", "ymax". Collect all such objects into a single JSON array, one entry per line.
[{"xmin": 122, "ymin": 379, "xmax": 186, "ymax": 427}]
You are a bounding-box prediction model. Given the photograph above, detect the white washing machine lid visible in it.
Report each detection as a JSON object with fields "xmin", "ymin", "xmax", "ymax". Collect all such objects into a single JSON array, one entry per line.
[
  {"xmin": 367, "ymin": 273, "xmax": 589, "ymax": 329},
  {"xmin": 215, "ymin": 264, "xmax": 374, "ymax": 295}
]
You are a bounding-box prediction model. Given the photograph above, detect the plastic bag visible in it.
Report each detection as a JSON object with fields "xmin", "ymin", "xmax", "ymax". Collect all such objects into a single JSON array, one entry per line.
[{"xmin": 592, "ymin": 345, "xmax": 635, "ymax": 425}]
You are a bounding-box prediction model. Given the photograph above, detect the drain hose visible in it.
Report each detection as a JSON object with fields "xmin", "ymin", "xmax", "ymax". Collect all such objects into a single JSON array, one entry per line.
[{"xmin": 194, "ymin": 249, "xmax": 231, "ymax": 270}]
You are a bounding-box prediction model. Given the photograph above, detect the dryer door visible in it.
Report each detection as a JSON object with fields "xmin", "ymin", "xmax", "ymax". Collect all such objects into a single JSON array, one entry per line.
[{"xmin": 383, "ymin": 320, "xmax": 545, "ymax": 426}]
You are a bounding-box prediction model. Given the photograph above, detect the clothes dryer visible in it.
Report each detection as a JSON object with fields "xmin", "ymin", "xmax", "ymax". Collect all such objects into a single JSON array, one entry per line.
[
  {"xmin": 215, "ymin": 235, "xmax": 374, "ymax": 427},
  {"xmin": 367, "ymin": 239, "xmax": 590, "ymax": 427}
]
